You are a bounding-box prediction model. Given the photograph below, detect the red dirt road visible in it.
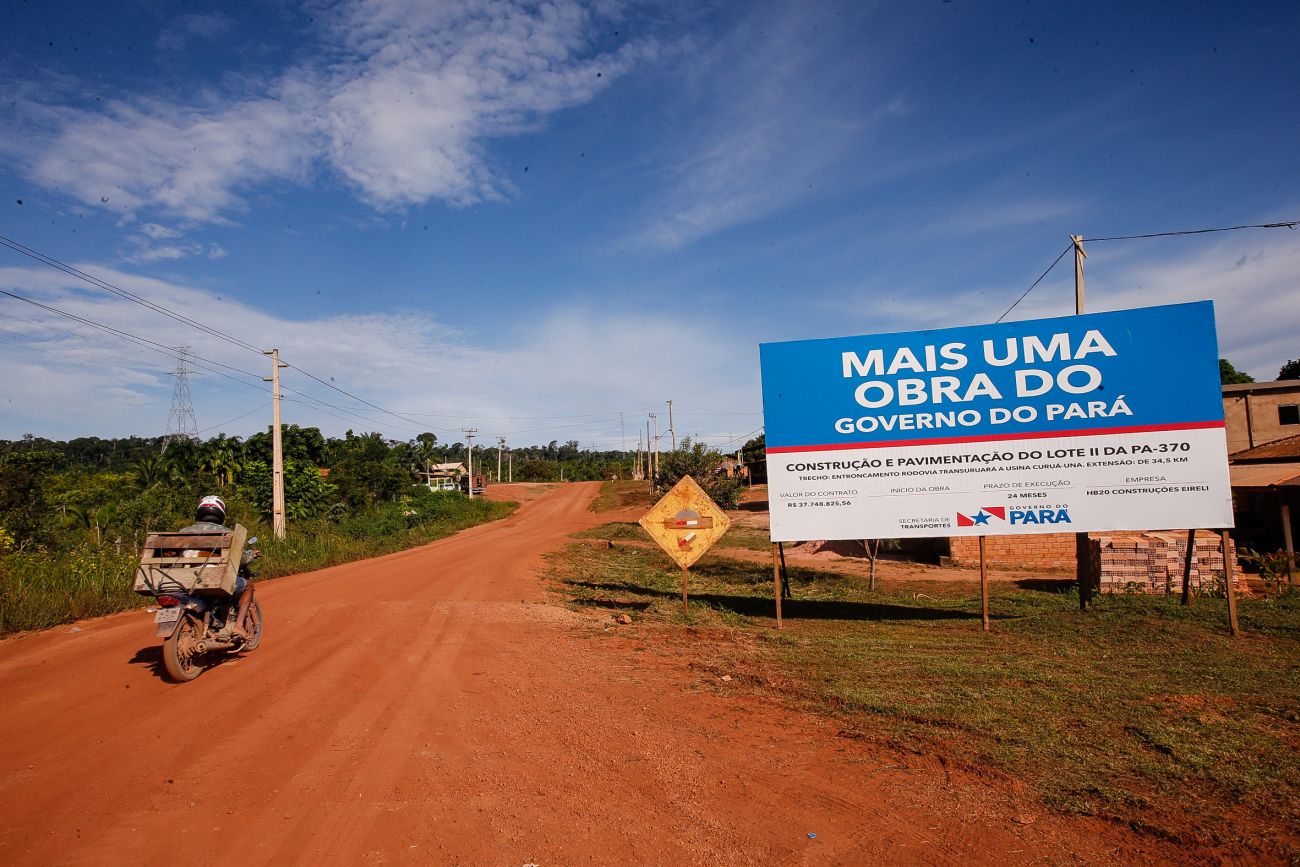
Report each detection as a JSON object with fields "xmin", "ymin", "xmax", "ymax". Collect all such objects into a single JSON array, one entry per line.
[{"xmin": 0, "ymin": 483, "xmax": 1175, "ymax": 865}]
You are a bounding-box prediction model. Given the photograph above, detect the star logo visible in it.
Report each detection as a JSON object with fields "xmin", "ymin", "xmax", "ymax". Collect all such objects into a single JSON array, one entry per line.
[{"xmin": 955, "ymin": 506, "xmax": 1006, "ymax": 527}]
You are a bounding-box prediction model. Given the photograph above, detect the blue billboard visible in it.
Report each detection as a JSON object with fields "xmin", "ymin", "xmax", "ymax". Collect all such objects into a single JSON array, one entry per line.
[
  {"xmin": 760, "ymin": 301, "xmax": 1223, "ymax": 453},
  {"xmin": 759, "ymin": 302, "xmax": 1233, "ymax": 540}
]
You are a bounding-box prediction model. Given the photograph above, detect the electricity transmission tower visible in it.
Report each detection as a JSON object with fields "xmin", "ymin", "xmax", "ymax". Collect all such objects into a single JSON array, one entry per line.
[{"xmin": 161, "ymin": 346, "xmax": 199, "ymax": 453}]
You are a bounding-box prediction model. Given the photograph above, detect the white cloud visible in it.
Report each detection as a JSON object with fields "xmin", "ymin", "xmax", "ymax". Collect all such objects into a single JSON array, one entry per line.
[
  {"xmin": 0, "ymin": 262, "xmax": 760, "ymax": 445},
  {"xmin": 1, "ymin": 0, "xmax": 646, "ymax": 223},
  {"xmin": 124, "ymin": 234, "xmax": 230, "ymax": 263},
  {"xmin": 20, "ymin": 93, "xmax": 313, "ymax": 222},
  {"xmin": 140, "ymin": 223, "xmax": 183, "ymax": 240},
  {"xmin": 983, "ymin": 228, "xmax": 1300, "ymax": 380}
]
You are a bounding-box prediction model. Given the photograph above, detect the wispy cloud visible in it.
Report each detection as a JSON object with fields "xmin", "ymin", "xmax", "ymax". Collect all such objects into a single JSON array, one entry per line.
[
  {"xmin": 632, "ymin": 7, "xmax": 895, "ymax": 249},
  {"xmin": 928, "ymin": 198, "xmax": 1088, "ymax": 236},
  {"xmin": 155, "ymin": 13, "xmax": 235, "ymax": 55},
  {"xmin": 1, "ymin": 0, "xmax": 648, "ymax": 223}
]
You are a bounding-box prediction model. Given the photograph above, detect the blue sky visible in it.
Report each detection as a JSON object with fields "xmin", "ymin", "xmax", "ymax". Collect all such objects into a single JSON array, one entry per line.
[{"xmin": 1, "ymin": 0, "xmax": 1297, "ymax": 448}]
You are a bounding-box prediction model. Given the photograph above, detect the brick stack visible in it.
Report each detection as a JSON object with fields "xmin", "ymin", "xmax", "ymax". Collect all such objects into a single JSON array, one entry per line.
[
  {"xmin": 948, "ymin": 532, "xmax": 1077, "ymax": 569},
  {"xmin": 1091, "ymin": 531, "xmax": 1243, "ymax": 594}
]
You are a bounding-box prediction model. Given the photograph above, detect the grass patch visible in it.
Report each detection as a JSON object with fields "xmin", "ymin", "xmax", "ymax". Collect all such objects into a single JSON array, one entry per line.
[
  {"xmin": 573, "ymin": 519, "xmax": 773, "ymax": 552},
  {"xmin": 1, "ymin": 495, "xmax": 516, "ymax": 636},
  {"xmin": 543, "ymin": 542, "xmax": 1300, "ymax": 858},
  {"xmin": 589, "ymin": 480, "xmax": 654, "ymax": 513}
]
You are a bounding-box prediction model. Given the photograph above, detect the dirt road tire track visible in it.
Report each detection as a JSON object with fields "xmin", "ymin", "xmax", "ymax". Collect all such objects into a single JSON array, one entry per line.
[{"xmin": 0, "ymin": 482, "xmax": 1177, "ymax": 865}]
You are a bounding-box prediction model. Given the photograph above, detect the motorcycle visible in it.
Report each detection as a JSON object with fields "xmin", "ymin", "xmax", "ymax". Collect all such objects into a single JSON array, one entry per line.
[{"xmin": 145, "ymin": 537, "xmax": 264, "ymax": 682}]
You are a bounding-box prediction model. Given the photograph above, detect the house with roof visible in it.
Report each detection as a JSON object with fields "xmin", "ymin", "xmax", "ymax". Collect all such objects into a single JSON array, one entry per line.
[{"xmin": 418, "ymin": 462, "xmax": 466, "ymax": 491}]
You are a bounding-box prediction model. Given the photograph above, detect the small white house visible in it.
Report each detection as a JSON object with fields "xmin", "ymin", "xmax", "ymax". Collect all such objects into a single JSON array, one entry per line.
[{"xmin": 418, "ymin": 462, "xmax": 466, "ymax": 491}]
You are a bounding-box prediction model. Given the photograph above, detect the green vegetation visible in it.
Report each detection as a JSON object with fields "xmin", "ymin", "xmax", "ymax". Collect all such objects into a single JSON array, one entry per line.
[
  {"xmin": 2, "ymin": 488, "xmax": 513, "ymax": 635},
  {"xmin": 544, "ymin": 539, "xmax": 1300, "ymax": 858},
  {"xmin": 1219, "ymin": 357, "xmax": 1254, "ymax": 384},
  {"xmin": 654, "ymin": 438, "xmax": 743, "ymax": 508},
  {"xmin": 589, "ymin": 479, "xmax": 654, "ymax": 513},
  {"xmin": 0, "ymin": 429, "xmax": 521, "ymax": 636},
  {"xmin": 575, "ymin": 519, "xmax": 772, "ymax": 551}
]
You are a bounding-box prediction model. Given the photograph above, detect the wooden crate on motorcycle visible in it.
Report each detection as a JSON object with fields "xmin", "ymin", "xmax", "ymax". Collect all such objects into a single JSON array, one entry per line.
[{"xmin": 133, "ymin": 523, "xmax": 247, "ymax": 597}]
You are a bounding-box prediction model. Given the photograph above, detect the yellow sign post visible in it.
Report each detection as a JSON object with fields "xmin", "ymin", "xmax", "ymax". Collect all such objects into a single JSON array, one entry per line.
[{"xmin": 639, "ymin": 475, "xmax": 731, "ymax": 615}]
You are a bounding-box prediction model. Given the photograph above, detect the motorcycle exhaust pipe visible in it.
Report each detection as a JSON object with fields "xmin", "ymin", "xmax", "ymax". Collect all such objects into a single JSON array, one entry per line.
[{"xmin": 193, "ymin": 638, "xmax": 237, "ymax": 654}]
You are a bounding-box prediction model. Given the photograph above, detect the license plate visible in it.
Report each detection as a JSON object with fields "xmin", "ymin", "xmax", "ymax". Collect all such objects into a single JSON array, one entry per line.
[{"xmin": 154, "ymin": 607, "xmax": 182, "ymax": 624}]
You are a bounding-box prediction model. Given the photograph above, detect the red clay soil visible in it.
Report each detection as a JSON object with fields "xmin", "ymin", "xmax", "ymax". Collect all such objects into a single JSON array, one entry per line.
[{"xmin": 0, "ymin": 483, "xmax": 1182, "ymax": 866}]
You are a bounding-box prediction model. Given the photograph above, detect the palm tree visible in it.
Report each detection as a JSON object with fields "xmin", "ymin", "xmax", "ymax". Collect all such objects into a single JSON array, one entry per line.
[
  {"xmin": 131, "ymin": 455, "xmax": 167, "ymax": 492},
  {"xmin": 200, "ymin": 435, "xmax": 243, "ymax": 487}
]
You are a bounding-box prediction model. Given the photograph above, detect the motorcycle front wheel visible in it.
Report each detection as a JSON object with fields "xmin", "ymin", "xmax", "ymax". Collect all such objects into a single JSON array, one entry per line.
[{"xmin": 162, "ymin": 613, "xmax": 206, "ymax": 683}]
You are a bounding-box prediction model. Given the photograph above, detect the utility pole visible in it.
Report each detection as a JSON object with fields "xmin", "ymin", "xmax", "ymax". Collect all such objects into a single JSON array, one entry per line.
[
  {"xmin": 497, "ymin": 437, "xmax": 505, "ymax": 483},
  {"xmin": 263, "ymin": 349, "xmax": 288, "ymax": 539},
  {"xmin": 635, "ymin": 431, "xmax": 643, "ymax": 480},
  {"xmin": 650, "ymin": 413, "xmax": 660, "ymax": 479},
  {"xmin": 667, "ymin": 400, "xmax": 676, "ymax": 450},
  {"xmin": 1072, "ymin": 234, "xmax": 1089, "ymax": 609},
  {"xmin": 646, "ymin": 419, "xmax": 653, "ymax": 489},
  {"xmin": 1073, "ymin": 234, "xmax": 1086, "ymax": 316},
  {"xmin": 508, "ymin": 450, "xmax": 513, "ymax": 483},
  {"xmin": 463, "ymin": 428, "xmax": 478, "ymax": 499}
]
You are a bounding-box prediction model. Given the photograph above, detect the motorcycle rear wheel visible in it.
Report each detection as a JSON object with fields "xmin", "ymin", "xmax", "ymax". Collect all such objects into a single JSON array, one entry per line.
[
  {"xmin": 162, "ymin": 614, "xmax": 205, "ymax": 683},
  {"xmin": 239, "ymin": 600, "xmax": 264, "ymax": 652}
]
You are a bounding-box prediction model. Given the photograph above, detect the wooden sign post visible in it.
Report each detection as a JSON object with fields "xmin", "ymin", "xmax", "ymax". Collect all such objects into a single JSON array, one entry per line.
[
  {"xmin": 638, "ymin": 476, "xmax": 732, "ymax": 617},
  {"xmin": 979, "ymin": 535, "xmax": 990, "ymax": 632}
]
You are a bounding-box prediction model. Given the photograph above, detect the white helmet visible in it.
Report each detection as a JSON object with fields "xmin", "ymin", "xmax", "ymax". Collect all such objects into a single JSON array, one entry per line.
[{"xmin": 196, "ymin": 494, "xmax": 227, "ymax": 524}]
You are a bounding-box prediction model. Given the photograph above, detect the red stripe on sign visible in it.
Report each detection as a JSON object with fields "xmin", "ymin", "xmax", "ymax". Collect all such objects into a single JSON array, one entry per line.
[{"xmin": 765, "ymin": 420, "xmax": 1225, "ymax": 454}]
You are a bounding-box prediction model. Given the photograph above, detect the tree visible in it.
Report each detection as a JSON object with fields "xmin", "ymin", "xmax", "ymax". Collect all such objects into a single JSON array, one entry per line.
[
  {"xmin": 130, "ymin": 455, "xmax": 170, "ymax": 492},
  {"xmin": 241, "ymin": 459, "xmax": 335, "ymax": 521},
  {"xmin": 330, "ymin": 431, "xmax": 411, "ymax": 508},
  {"xmin": 199, "ymin": 434, "xmax": 243, "ymax": 487},
  {"xmin": 1219, "ymin": 358, "xmax": 1254, "ymax": 384},
  {"xmin": 655, "ymin": 438, "xmax": 743, "ymax": 509},
  {"xmin": 0, "ymin": 451, "xmax": 62, "ymax": 548},
  {"xmin": 246, "ymin": 425, "xmax": 327, "ymax": 466},
  {"xmin": 1279, "ymin": 358, "xmax": 1300, "ymax": 380},
  {"xmin": 514, "ymin": 459, "xmax": 558, "ymax": 482},
  {"xmin": 413, "ymin": 433, "xmax": 439, "ymax": 473}
]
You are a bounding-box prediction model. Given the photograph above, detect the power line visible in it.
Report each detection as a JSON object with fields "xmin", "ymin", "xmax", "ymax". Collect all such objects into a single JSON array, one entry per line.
[
  {"xmin": 0, "ymin": 234, "xmax": 786, "ymax": 442},
  {"xmin": 0, "ymin": 288, "xmax": 268, "ymax": 383},
  {"xmin": 994, "ymin": 244, "xmax": 1072, "ymax": 324},
  {"xmin": 0, "ymin": 325, "xmax": 172, "ymax": 378},
  {"xmin": 0, "ymin": 233, "xmax": 440, "ymax": 430},
  {"xmin": 0, "ymin": 232, "xmax": 265, "ymax": 355},
  {"xmin": 1084, "ymin": 220, "xmax": 1299, "ymax": 243},
  {"xmin": 996, "ymin": 219, "xmax": 1300, "ymax": 323},
  {"xmin": 196, "ymin": 402, "xmax": 271, "ymax": 435},
  {"xmin": 670, "ymin": 408, "xmax": 759, "ymax": 415},
  {"xmin": 0, "ymin": 289, "xmax": 431, "ymax": 436},
  {"xmin": 399, "ymin": 405, "xmax": 659, "ymax": 421}
]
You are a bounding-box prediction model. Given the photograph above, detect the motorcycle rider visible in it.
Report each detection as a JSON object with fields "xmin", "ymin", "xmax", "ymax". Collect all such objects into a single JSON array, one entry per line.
[{"xmin": 181, "ymin": 494, "xmax": 257, "ymax": 641}]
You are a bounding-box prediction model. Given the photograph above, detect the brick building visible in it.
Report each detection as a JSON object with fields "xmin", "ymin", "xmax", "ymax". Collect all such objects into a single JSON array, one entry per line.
[{"xmin": 1223, "ymin": 379, "xmax": 1300, "ymax": 453}]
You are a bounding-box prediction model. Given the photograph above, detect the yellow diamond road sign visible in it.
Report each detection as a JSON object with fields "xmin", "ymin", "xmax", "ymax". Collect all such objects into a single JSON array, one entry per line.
[{"xmin": 638, "ymin": 475, "xmax": 732, "ymax": 570}]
